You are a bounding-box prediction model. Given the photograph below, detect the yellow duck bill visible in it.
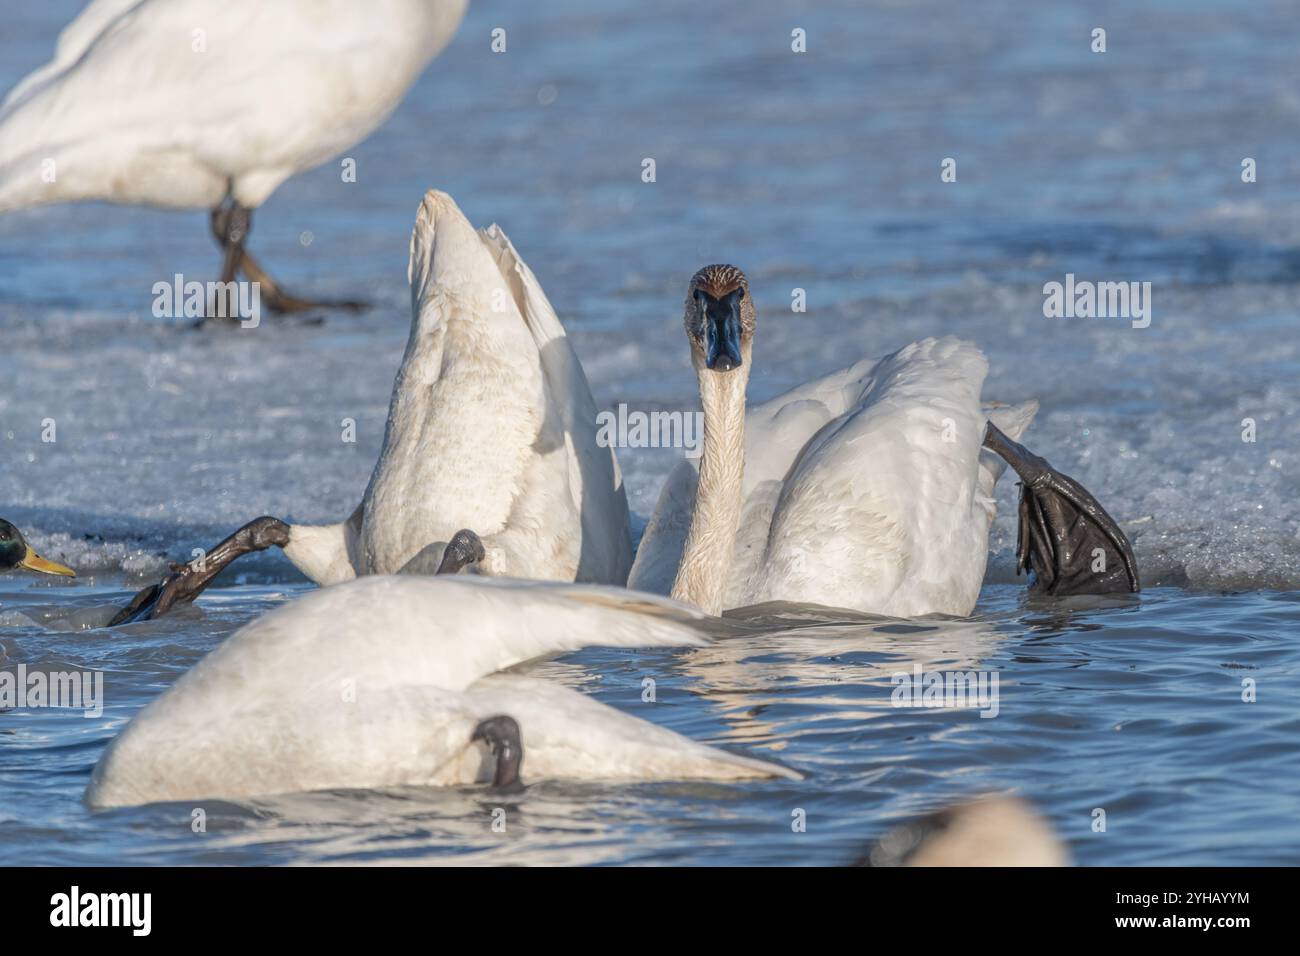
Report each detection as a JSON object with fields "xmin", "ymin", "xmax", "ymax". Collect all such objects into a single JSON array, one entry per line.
[{"xmin": 21, "ymin": 548, "xmax": 76, "ymax": 577}]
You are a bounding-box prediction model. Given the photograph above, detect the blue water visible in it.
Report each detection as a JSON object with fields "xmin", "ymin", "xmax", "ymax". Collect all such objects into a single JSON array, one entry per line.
[{"xmin": 2, "ymin": 0, "xmax": 1299, "ymax": 865}]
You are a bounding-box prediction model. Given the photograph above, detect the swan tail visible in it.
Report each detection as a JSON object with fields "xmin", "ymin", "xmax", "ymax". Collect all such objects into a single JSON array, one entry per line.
[{"xmin": 406, "ymin": 189, "xmax": 510, "ymax": 321}]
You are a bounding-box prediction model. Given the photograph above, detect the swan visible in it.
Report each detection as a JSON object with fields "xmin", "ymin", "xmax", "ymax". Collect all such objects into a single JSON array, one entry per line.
[
  {"xmin": 109, "ymin": 190, "xmax": 633, "ymax": 624},
  {"xmin": 0, "ymin": 0, "xmax": 469, "ymax": 315},
  {"xmin": 628, "ymin": 264, "xmax": 1138, "ymax": 617},
  {"xmin": 857, "ymin": 797, "xmax": 1068, "ymax": 867},
  {"xmin": 0, "ymin": 519, "xmax": 76, "ymax": 578},
  {"xmin": 86, "ymin": 575, "xmax": 800, "ymax": 807}
]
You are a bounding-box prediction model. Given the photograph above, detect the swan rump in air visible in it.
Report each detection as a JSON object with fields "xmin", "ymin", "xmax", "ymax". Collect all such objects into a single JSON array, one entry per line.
[
  {"xmin": 0, "ymin": 0, "xmax": 470, "ymax": 314},
  {"xmin": 109, "ymin": 190, "xmax": 633, "ymax": 625},
  {"xmin": 628, "ymin": 264, "xmax": 1138, "ymax": 617},
  {"xmin": 86, "ymin": 576, "xmax": 799, "ymax": 807}
]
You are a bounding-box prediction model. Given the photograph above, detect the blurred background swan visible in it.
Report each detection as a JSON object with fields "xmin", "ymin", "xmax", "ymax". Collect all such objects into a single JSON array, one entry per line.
[{"xmin": 0, "ymin": 0, "xmax": 469, "ymax": 316}]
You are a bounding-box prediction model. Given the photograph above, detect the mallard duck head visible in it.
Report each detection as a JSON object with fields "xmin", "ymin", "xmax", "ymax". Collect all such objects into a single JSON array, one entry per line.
[{"xmin": 0, "ymin": 519, "xmax": 76, "ymax": 577}]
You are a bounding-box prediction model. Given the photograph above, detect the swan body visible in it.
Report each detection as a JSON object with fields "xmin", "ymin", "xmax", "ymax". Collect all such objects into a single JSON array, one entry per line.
[
  {"xmin": 628, "ymin": 267, "xmax": 1035, "ymax": 617},
  {"xmin": 280, "ymin": 191, "xmax": 633, "ymax": 586},
  {"xmin": 0, "ymin": 0, "xmax": 469, "ymax": 211},
  {"xmin": 86, "ymin": 575, "xmax": 798, "ymax": 807}
]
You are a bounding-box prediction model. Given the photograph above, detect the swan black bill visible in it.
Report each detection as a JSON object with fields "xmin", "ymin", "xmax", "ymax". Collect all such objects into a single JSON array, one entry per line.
[
  {"xmin": 699, "ymin": 289, "xmax": 744, "ymax": 371},
  {"xmin": 983, "ymin": 422, "xmax": 1140, "ymax": 596}
]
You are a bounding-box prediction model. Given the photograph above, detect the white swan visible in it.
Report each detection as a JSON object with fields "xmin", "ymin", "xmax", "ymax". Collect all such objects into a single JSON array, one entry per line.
[
  {"xmin": 628, "ymin": 264, "xmax": 1138, "ymax": 617},
  {"xmin": 86, "ymin": 575, "xmax": 799, "ymax": 807},
  {"xmin": 110, "ymin": 190, "xmax": 633, "ymax": 624},
  {"xmin": 0, "ymin": 0, "xmax": 469, "ymax": 313}
]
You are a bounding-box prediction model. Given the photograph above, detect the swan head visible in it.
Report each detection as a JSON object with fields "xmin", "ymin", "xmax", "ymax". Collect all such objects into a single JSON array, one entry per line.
[
  {"xmin": 0, "ymin": 519, "xmax": 75, "ymax": 577},
  {"xmin": 685, "ymin": 264, "xmax": 755, "ymax": 373}
]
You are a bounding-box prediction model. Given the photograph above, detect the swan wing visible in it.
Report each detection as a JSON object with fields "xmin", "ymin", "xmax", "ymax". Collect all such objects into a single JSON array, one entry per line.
[
  {"xmin": 629, "ymin": 358, "xmax": 882, "ymax": 595},
  {"xmin": 626, "ymin": 458, "xmax": 699, "ymax": 594},
  {"xmin": 1, "ymin": 0, "xmax": 143, "ymax": 109},
  {"xmin": 741, "ymin": 356, "xmax": 883, "ymax": 494},
  {"xmin": 478, "ymin": 223, "xmax": 633, "ymax": 583},
  {"xmin": 753, "ymin": 338, "xmax": 992, "ymax": 616}
]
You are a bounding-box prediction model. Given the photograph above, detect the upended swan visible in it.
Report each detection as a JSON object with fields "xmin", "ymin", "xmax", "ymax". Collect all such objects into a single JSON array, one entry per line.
[
  {"xmin": 109, "ymin": 190, "xmax": 633, "ymax": 624},
  {"xmin": 628, "ymin": 264, "xmax": 1138, "ymax": 617},
  {"xmin": 0, "ymin": 0, "xmax": 469, "ymax": 315},
  {"xmin": 86, "ymin": 575, "xmax": 799, "ymax": 807},
  {"xmin": 0, "ymin": 519, "xmax": 76, "ymax": 578}
]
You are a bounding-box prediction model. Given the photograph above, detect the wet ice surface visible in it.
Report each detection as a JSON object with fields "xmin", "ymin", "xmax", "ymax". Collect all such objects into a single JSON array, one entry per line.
[{"xmin": 2, "ymin": 0, "xmax": 1299, "ymax": 864}]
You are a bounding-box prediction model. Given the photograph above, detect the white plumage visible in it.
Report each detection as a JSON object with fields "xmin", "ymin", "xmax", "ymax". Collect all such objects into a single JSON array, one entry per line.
[
  {"xmin": 282, "ymin": 189, "xmax": 633, "ymax": 585},
  {"xmin": 85, "ymin": 575, "xmax": 799, "ymax": 807},
  {"xmin": 630, "ymin": 335, "xmax": 1037, "ymax": 617},
  {"xmin": 0, "ymin": 0, "xmax": 469, "ymax": 212}
]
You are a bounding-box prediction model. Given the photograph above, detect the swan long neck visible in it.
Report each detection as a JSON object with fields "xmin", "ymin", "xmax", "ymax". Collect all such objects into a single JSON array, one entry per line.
[{"xmin": 670, "ymin": 353, "xmax": 750, "ymax": 615}]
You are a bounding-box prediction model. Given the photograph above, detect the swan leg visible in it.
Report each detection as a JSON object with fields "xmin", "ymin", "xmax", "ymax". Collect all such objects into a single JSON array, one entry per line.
[
  {"xmin": 207, "ymin": 196, "xmax": 368, "ymax": 317},
  {"xmin": 436, "ymin": 529, "xmax": 486, "ymax": 575},
  {"xmin": 983, "ymin": 422, "xmax": 1139, "ymax": 596},
  {"xmin": 107, "ymin": 517, "xmax": 291, "ymax": 626},
  {"xmin": 471, "ymin": 715, "xmax": 524, "ymax": 791},
  {"xmin": 206, "ymin": 198, "xmax": 251, "ymax": 322}
]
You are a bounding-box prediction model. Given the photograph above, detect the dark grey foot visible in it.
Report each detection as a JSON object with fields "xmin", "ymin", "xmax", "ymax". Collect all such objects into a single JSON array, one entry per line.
[
  {"xmin": 436, "ymin": 529, "xmax": 486, "ymax": 575},
  {"xmin": 207, "ymin": 196, "xmax": 367, "ymax": 322},
  {"xmin": 108, "ymin": 516, "xmax": 291, "ymax": 626},
  {"xmin": 238, "ymin": 249, "xmax": 369, "ymax": 315},
  {"xmin": 983, "ymin": 423, "xmax": 1139, "ymax": 596},
  {"xmin": 471, "ymin": 715, "xmax": 524, "ymax": 791}
]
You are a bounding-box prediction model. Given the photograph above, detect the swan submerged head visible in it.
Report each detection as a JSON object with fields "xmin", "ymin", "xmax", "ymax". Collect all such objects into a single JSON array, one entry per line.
[
  {"xmin": 685, "ymin": 264, "xmax": 755, "ymax": 373},
  {"xmin": 0, "ymin": 519, "xmax": 75, "ymax": 577}
]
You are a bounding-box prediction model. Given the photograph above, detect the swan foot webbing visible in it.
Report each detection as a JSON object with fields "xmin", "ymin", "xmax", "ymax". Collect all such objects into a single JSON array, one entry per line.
[{"xmin": 983, "ymin": 423, "xmax": 1140, "ymax": 596}]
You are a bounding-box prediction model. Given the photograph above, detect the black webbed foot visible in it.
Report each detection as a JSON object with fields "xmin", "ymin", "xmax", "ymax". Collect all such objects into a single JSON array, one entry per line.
[
  {"xmin": 471, "ymin": 715, "xmax": 524, "ymax": 792},
  {"xmin": 436, "ymin": 529, "xmax": 486, "ymax": 575},
  {"xmin": 108, "ymin": 516, "xmax": 291, "ymax": 626},
  {"xmin": 983, "ymin": 423, "xmax": 1139, "ymax": 596}
]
